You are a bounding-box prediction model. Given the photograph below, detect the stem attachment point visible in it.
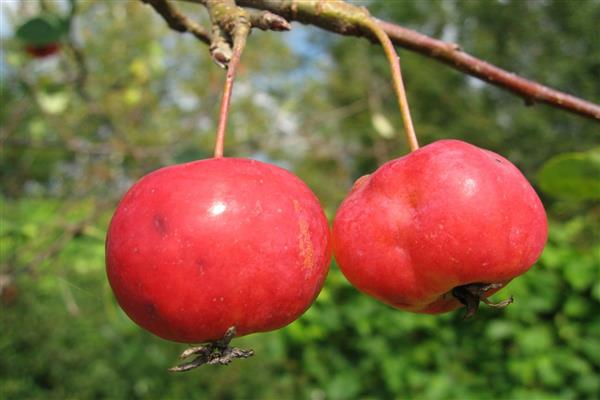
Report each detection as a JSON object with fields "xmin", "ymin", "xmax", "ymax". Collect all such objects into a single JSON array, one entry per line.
[
  {"xmin": 452, "ymin": 283, "xmax": 513, "ymax": 320},
  {"xmin": 169, "ymin": 326, "xmax": 254, "ymax": 372}
]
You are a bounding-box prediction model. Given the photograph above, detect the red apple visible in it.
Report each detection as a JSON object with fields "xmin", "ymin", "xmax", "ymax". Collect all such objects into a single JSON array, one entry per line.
[
  {"xmin": 333, "ymin": 140, "xmax": 547, "ymax": 316},
  {"xmin": 25, "ymin": 43, "xmax": 60, "ymax": 58},
  {"xmin": 106, "ymin": 158, "xmax": 331, "ymax": 343}
]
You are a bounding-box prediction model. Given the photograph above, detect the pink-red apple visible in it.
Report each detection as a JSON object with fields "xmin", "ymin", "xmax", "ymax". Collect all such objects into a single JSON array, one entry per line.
[
  {"xmin": 333, "ymin": 140, "xmax": 547, "ymax": 316},
  {"xmin": 106, "ymin": 158, "xmax": 331, "ymax": 343}
]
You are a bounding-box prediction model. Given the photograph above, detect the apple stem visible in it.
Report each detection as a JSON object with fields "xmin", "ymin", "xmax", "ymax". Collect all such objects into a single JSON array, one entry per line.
[
  {"xmin": 452, "ymin": 283, "xmax": 513, "ymax": 319},
  {"xmin": 363, "ymin": 18, "xmax": 419, "ymax": 152},
  {"xmin": 169, "ymin": 326, "xmax": 254, "ymax": 372},
  {"xmin": 213, "ymin": 24, "xmax": 250, "ymax": 159}
]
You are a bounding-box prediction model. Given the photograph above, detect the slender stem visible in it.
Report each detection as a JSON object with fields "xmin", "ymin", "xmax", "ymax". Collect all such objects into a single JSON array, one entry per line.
[
  {"xmin": 363, "ymin": 18, "xmax": 419, "ymax": 152},
  {"xmin": 213, "ymin": 25, "xmax": 250, "ymax": 158}
]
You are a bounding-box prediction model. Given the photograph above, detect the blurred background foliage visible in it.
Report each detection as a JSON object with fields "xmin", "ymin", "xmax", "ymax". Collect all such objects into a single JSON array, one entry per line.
[{"xmin": 1, "ymin": 0, "xmax": 599, "ymax": 399}]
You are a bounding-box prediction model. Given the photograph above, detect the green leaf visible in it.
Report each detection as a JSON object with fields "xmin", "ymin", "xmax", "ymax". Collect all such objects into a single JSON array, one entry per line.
[
  {"xmin": 538, "ymin": 148, "xmax": 600, "ymax": 200},
  {"xmin": 15, "ymin": 15, "xmax": 66, "ymax": 45},
  {"xmin": 36, "ymin": 90, "xmax": 70, "ymax": 114},
  {"xmin": 371, "ymin": 112, "xmax": 395, "ymax": 139}
]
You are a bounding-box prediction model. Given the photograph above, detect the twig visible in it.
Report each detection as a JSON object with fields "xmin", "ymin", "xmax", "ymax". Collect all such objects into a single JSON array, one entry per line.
[
  {"xmin": 141, "ymin": 0, "xmax": 211, "ymax": 44},
  {"xmin": 169, "ymin": 0, "xmax": 600, "ymax": 122},
  {"xmin": 59, "ymin": 277, "xmax": 81, "ymax": 316},
  {"xmin": 246, "ymin": 9, "xmax": 290, "ymax": 31},
  {"xmin": 141, "ymin": 0, "xmax": 290, "ymax": 67},
  {"xmin": 377, "ymin": 21, "xmax": 600, "ymax": 121},
  {"xmin": 64, "ymin": 40, "xmax": 89, "ymax": 100},
  {"xmin": 206, "ymin": 0, "xmax": 251, "ymax": 157},
  {"xmin": 362, "ymin": 16, "xmax": 419, "ymax": 151},
  {"xmin": 213, "ymin": 32, "xmax": 248, "ymax": 157},
  {"xmin": 321, "ymin": 3, "xmax": 420, "ymax": 151}
]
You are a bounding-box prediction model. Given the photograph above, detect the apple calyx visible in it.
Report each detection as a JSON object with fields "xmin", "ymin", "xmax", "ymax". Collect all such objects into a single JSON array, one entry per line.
[
  {"xmin": 169, "ymin": 327, "xmax": 254, "ymax": 372},
  {"xmin": 451, "ymin": 283, "xmax": 514, "ymax": 320}
]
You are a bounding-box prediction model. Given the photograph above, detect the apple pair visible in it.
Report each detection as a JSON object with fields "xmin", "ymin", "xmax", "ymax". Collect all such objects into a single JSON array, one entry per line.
[{"xmin": 106, "ymin": 139, "xmax": 547, "ymax": 345}]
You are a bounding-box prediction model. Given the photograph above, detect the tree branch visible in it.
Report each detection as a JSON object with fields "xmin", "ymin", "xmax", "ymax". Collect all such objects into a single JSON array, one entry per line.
[
  {"xmin": 236, "ymin": 0, "xmax": 600, "ymax": 121},
  {"xmin": 377, "ymin": 20, "xmax": 600, "ymax": 122},
  {"xmin": 173, "ymin": 0, "xmax": 600, "ymax": 122},
  {"xmin": 245, "ymin": 8, "xmax": 290, "ymax": 31},
  {"xmin": 142, "ymin": 0, "xmax": 211, "ymax": 44},
  {"xmin": 143, "ymin": 0, "xmax": 290, "ymax": 67}
]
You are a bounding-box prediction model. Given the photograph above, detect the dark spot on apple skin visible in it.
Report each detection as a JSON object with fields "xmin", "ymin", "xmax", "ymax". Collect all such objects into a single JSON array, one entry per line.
[
  {"xmin": 145, "ymin": 303, "xmax": 158, "ymax": 320},
  {"xmin": 495, "ymin": 158, "xmax": 503, "ymax": 164},
  {"xmin": 407, "ymin": 191, "xmax": 422, "ymax": 208},
  {"xmin": 153, "ymin": 215, "xmax": 167, "ymax": 236}
]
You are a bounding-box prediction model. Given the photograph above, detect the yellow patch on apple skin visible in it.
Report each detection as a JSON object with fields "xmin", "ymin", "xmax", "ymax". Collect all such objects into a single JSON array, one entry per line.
[
  {"xmin": 293, "ymin": 199, "xmax": 315, "ymax": 270},
  {"xmin": 351, "ymin": 174, "xmax": 371, "ymax": 192}
]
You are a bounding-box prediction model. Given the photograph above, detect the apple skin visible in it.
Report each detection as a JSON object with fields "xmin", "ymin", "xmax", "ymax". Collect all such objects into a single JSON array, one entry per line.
[
  {"xmin": 332, "ymin": 140, "xmax": 547, "ymax": 314},
  {"xmin": 25, "ymin": 43, "xmax": 60, "ymax": 58},
  {"xmin": 106, "ymin": 158, "xmax": 331, "ymax": 343}
]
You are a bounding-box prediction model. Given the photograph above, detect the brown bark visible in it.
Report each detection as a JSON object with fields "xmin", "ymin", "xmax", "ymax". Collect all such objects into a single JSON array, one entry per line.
[{"xmin": 229, "ymin": 0, "xmax": 600, "ymax": 122}]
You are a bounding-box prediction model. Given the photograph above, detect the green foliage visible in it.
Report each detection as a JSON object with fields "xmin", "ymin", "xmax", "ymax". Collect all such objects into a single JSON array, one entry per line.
[
  {"xmin": 539, "ymin": 148, "xmax": 600, "ymax": 200},
  {"xmin": 2, "ymin": 204, "xmax": 598, "ymax": 399},
  {"xmin": 15, "ymin": 14, "xmax": 66, "ymax": 45},
  {"xmin": 1, "ymin": 1, "xmax": 599, "ymax": 399},
  {"xmin": 281, "ymin": 213, "xmax": 600, "ymax": 399}
]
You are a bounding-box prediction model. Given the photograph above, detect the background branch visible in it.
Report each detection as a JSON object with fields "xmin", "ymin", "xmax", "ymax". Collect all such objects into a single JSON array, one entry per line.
[
  {"xmin": 245, "ymin": 8, "xmax": 290, "ymax": 31},
  {"xmin": 174, "ymin": 0, "xmax": 600, "ymax": 122},
  {"xmin": 377, "ymin": 21, "xmax": 600, "ymax": 122},
  {"xmin": 142, "ymin": 0, "xmax": 211, "ymax": 44},
  {"xmin": 142, "ymin": 0, "xmax": 290, "ymax": 66}
]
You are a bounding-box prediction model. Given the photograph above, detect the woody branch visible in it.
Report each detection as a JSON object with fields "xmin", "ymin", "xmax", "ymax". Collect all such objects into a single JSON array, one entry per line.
[{"xmin": 142, "ymin": 0, "xmax": 600, "ymax": 122}]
